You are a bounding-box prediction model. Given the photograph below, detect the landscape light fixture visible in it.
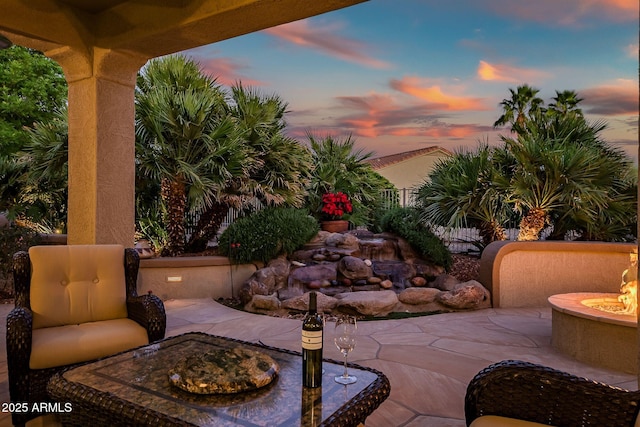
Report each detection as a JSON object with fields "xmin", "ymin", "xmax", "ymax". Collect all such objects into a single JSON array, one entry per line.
[{"xmin": 0, "ymin": 34, "xmax": 12, "ymax": 49}]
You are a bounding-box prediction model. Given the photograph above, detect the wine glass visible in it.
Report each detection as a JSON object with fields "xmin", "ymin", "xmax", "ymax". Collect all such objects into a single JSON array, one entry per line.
[{"xmin": 334, "ymin": 316, "xmax": 357, "ymax": 385}]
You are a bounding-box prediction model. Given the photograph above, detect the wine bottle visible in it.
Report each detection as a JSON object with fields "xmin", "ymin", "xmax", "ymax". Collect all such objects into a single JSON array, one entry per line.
[
  {"xmin": 302, "ymin": 291, "xmax": 323, "ymax": 388},
  {"xmin": 301, "ymin": 384, "xmax": 322, "ymax": 426}
]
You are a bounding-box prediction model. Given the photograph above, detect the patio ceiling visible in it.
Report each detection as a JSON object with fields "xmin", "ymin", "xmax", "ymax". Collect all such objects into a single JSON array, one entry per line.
[{"xmin": 1, "ymin": 0, "xmax": 366, "ymax": 59}]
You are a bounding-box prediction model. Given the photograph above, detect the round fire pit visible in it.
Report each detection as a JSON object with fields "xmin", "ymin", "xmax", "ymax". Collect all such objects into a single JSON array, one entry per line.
[{"xmin": 548, "ymin": 292, "xmax": 637, "ymax": 374}]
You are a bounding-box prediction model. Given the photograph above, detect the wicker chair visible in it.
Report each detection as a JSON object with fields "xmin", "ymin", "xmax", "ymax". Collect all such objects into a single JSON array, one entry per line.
[
  {"xmin": 465, "ymin": 360, "xmax": 640, "ymax": 427},
  {"xmin": 6, "ymin": 245, "xmax": 166, "ymax": 426}
]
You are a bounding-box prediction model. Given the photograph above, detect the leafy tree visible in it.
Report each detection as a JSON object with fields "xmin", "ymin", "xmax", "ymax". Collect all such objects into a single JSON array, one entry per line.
[
  {"xmin": 493, "ymin": 84, "xmax": 544, "ymax": 134},
  {"xmin": 0, "ymin": 46, "xmax": 67, "ymax": 156},
  {"xmin": 135, "ymin": 54, "xmax": 245, "ymax": 256}
]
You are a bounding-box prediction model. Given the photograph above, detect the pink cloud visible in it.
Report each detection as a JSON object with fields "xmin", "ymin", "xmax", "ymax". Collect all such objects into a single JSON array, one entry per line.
[
  {"xmin": 477, "ymin": 60, "xmax": 549, "ymax": 83},
  {"xmin": 483, "ymin": 0, "xmax": 638, "ymax": 26},
  {"xmin": 264, "ymin": 20, "xmax": 392, "ymax": 69},
  {"xmin": 191, "ymin": 56, "xmax": 265, "ymax": 87},
  {"xmin": 581, "ymin": 79, "xmax": 639, "ymax": 116},
  {"xmin": 389, "ymin": 77, "xmax": 489, "ymax": 111},
  {"xmin": 626, "ymin": 43, "xmax": 639, "ymax": 58},
  {"xmin": 289, "ymin": 92, "xmax": 493, "ymax": 140}
]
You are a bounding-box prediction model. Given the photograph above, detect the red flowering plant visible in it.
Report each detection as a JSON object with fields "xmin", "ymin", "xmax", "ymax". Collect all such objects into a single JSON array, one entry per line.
[{"xmin": 321, "ymin": 192, "xmax": 353, "ymax": 220}]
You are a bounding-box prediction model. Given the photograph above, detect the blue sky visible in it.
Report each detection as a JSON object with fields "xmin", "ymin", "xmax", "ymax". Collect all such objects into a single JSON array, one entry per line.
[{"xmin": 184, "ymin": 0, "xmax": 639, "ymax": 161}]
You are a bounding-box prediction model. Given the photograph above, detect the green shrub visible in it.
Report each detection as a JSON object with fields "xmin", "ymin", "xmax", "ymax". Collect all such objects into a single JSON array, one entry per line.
[
  {"xmin": 0, "ymin": 226, "xmax": 42, "ymax": 295},
  {"xmin": 380, "ymin": 207, "xmax": 452, "ymax": 270},
  {"xmin": 219, "ymin": 207, "xmax": 319, "ymax": 263}
]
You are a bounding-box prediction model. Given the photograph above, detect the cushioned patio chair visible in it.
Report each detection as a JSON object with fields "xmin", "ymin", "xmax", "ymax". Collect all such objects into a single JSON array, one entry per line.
[
  {"xmin": 465, "ymin": 360, "xmax": 640, "ymax": 427},
  {"xmin": 6, "ymin": 244, "xmax": 166, "ymax": 426}
]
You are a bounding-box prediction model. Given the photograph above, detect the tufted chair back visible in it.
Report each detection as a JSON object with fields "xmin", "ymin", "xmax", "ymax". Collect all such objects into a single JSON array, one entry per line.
[{"xmin": 29, "ymin": 244, "xmax": 128, "ymax": 329}]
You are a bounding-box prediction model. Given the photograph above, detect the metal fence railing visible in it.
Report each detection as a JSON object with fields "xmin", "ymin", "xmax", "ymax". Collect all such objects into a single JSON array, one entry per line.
[{"xmin": 185, "ymin": 199, "xmax": 264, "ymax": 238}]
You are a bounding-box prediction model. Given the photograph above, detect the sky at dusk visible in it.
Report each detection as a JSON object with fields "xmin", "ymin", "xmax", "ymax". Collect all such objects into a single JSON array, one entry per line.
[{"xmin": 184, "ymin": 0, "xmax": 639, "ymax": 162}]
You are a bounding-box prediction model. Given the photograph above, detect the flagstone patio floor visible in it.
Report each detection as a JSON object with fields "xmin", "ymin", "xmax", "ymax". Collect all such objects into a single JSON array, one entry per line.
[{"xmin": 0, "ymin": 299, "xmax": 637, "ymax": 427}]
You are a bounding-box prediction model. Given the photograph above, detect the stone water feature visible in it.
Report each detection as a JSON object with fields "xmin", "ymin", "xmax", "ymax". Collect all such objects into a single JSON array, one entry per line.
[{"xmin": 239, "ymin": 230, "xmax": 491, "ymax": 317}]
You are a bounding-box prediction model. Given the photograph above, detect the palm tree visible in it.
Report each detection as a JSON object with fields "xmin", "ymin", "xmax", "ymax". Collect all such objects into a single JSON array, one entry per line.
[
  {"xmin": 547, "ymin": 90, "xmax": 583, "ymax": 118},
  {"xmin": 538, "ymin": 114, "xmax": 636, "ymax": 241},
  {"xmin": 416, "ymin": 144, "xmax": 510, "ymax": 246},
  {"xmin": 493, "ymin": 84, "xmax": 544, "ymax": 134},
  {"xmin": 184, "ymin": 84, "xmax": 312, "ymax": 252},
  {"xmin": 305, "ymin": 134, "xmax": 388, "ymax": 226},
  {"xmin": 135, "ymin": 55, "xmax": 245, "ymax": 256},
  {"xmin": 502, "ymin": 114, "xmax": 626, "ymax": 241}
]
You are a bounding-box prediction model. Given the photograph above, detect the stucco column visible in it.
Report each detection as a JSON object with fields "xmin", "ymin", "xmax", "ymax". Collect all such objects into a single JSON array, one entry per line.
[{"xmin": 49, "ymin": 47, "xmax": 147, "ymax": 246}]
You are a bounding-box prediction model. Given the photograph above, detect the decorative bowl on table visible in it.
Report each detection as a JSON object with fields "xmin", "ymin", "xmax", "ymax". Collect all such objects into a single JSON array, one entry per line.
[{"xmin": 168, "ymin": 347, "xmax": 280, "ymax": 394}]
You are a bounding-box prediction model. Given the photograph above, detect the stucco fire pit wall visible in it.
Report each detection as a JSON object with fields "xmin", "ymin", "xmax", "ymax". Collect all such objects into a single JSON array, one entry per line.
[
  {"xmin": 548, "ymin": 293, "xmax": 638, "ymax": 374},
  {"xmin": 479, "ymin": 241, "xmax": 637, "ymax": 308},
  {"xmin": 138, "ymin": 256, "xmax": 258, "ymax": 300}
]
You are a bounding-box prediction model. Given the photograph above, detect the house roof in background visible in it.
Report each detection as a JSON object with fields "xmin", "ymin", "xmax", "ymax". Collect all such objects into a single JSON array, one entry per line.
[{"xmin": 366, "ymin": 146, "xmax": 452, "ymax": 170}]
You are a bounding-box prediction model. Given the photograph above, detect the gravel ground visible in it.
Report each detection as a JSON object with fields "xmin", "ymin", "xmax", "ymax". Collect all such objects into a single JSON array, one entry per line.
[{"xmin": 449, "ymin": 253, "xmax": 481, "ymax": 282}]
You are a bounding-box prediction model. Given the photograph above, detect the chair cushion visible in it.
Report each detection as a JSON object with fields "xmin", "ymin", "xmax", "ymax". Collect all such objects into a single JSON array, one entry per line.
[
  {"xmin": 30, "ymin": 318, "xmax": 149, "ymax": 369},
  {"xmin": 470, "ymin": 412, "xmax": 640, "ymax": 427},
  {"xmin": 29, "ymin": 245, "xmax": 128, "ymax": 329},
  {"xmin": 470, "ymin": 416, "xmax": 555, "ymax": 427}
]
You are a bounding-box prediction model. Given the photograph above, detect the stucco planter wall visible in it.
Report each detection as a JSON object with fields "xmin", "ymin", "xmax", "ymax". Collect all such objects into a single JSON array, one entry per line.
[
  {"xmin": 138, "ymin": 256, "xmax": 258, "ymax": 300},
  {"xmin": 479, "ymin": 240, "xmax": 637, "ymax": 308}
]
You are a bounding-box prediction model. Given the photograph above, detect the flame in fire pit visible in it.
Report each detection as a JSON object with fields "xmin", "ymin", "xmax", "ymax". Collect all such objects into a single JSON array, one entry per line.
[{"xmin": 618, "ymin": 250, "xmax": 637, "ymax": 315}]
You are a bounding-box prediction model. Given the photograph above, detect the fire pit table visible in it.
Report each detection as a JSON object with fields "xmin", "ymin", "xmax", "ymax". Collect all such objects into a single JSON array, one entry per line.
[{"xmin": 47, "ymin": 332, "xmax": 390, "ymax": 426}]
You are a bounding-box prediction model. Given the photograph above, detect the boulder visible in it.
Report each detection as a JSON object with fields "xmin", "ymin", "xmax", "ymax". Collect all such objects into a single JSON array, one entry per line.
[
  {"xmin": 358, "ymin": 238, "xmax": 398, "ymax": 261},
  {"xmin": 312, "ymin": 254, "xmax": 327, "ymax": 262},
  {"xmin": 308, "ymin": 279, "xmax": 331, "ymax": 289},
  {"xmin": 431, "ymin": 274, "xmax": 461, "ymax": 291},
  {"xmin": 238, "ymin": 257, "xmax": 292, "ymax": 304},
  {"xmin": 239, "ymin": 278, "xmax": 269, "ymax": 305},
  {"xmin": 289, "ymin": 264, "xmax": 337, "ymax": 288},
  {"xmin": 325, "ymin": 233, "xmax": 346, "ymax": 247},
  {"xmin": 338, "ymin": 233, "xmax": 360, "ymax": 249},
  {"xmin": 335, "ymin": 290, "xmax": 398, "ymax": 316},
  {"xmin": 245, "ymin": 294, "xmax": 281, "ymax": 313},
  {"xmin": 371, "ymin": 261, "xmax": 416, "ymax": 287},
  {"xmin": 414, "ymin": 262, "xmax": 446, "ymax": 278},
  {"xmin": 267, "ymin": 256, "xmax": 291, "ymax": 288},
  {"xmin": 398, "ymin": 288, "xmax": 441, "ymax": 305},
  {"xmin": 277, "ymin": 287, "xmax": 304, "ymax": 300},
  {"xmin": 352, "ymin": 284, "xmax": 380, "ymax": 292},
  {"xmin": 307, "ymin": 231, "xmax": 332, "ymax": 246},
  {"xmin": 338, "ymin": 256, "xmax": 372, "ymax": 280},
  {"xmin": 437, "ymin": 280, "xmax": 491, "ymax": 309},
  {"xmin": 411, "ymin": 276, "xmax": 427, "ymax": 287},
  {"xmin": 282, "ymin": 292, "xmax": 338, "ymax": 312},
  {"xmin": 380, "ymin": 280, "xmax": 393, "ymax": 289},
  {"xmin": 317, "ymin": 286, "xmax": 351, "ymax": 297},
  {"xmin": 396, "ymin": 236, "xmax": 420, "ymax": 262}
]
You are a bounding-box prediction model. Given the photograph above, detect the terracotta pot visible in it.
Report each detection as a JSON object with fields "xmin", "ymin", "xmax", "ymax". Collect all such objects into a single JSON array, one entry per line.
[{"xmin": 321, "ymin": 220, "xmax": 349, "ymax": 233}]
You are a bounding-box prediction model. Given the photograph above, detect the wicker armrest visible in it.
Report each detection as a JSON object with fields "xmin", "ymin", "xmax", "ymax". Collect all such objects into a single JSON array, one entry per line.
[
  {"xmin": 465, "ymin": 360, "xmax": 640, "ymax": 427},
  {"xmin": 6, "ymin": 307, "xmax": 34, "ymax": 401},
  {"xmin": 127, "ymin": 294, "xmax": 166, "ymax": 342}
]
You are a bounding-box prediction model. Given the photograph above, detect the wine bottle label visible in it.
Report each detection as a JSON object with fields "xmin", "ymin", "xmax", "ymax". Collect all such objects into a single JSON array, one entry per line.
[{"xmin": 302, "ymin": 330, "xmax": 323, "ymax": 350}]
